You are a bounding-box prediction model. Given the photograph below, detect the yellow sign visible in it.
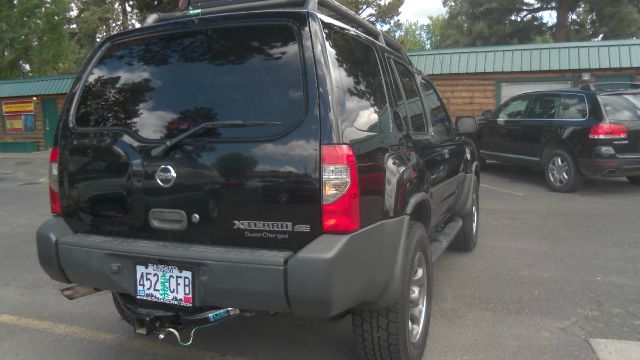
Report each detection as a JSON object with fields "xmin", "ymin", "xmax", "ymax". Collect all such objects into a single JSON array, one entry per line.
[
  {"xmin": 5, "ymin": 115, "xmax": 24, "ymax": 133},
  {"xmin": 2, "ymin": 100, "xmax": 34, "ymax": 115}
]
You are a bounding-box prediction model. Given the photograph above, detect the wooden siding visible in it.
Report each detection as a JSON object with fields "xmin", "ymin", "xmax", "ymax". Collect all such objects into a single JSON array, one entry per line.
[
  {"xmin": 429, "ymin": 68, "xmax": 640, "ymax": 120},
  {"xmin": 0, "ymin": 94, "xmax": 66, "ymax": 151}
]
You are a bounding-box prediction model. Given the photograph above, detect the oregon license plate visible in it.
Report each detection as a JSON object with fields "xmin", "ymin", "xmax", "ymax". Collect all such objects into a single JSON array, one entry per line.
[{"xmin": 135, "ymin": 264, "xmax": 193, "ymax": 307}]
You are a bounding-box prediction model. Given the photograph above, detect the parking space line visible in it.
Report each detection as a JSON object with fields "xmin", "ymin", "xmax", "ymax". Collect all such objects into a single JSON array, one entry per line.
[
  {"xmin": 0, "ymin": 313, "xmax": 244, "ymax": 360},
  {"xmin": 480, "ymin": 183, "xmax": 524, "ymax": 196},
  {"xmin": 589, "ymin": 338, "xmax": 640, "ymax": 360}
]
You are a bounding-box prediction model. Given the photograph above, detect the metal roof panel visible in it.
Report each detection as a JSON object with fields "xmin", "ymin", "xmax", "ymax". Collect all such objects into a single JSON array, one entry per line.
[
  {"xmin": 0, "ymin": 75, "xmax": 74, "ymax": 98},
  {"xmin": 408, "ymin": 38, "xmax": 640, "ymax": 75}
]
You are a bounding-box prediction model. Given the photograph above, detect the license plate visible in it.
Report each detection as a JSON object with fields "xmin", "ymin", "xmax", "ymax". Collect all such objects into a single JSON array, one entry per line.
[{"xmin": 136, "ymin": 264, "xmax": 193, "ymax": 307}]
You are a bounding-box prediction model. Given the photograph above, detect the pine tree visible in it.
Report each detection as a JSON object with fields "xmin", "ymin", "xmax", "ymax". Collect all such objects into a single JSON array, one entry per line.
[{"xmin": 159, "ymin": 273, "xmax": 170, "ymax": 299}]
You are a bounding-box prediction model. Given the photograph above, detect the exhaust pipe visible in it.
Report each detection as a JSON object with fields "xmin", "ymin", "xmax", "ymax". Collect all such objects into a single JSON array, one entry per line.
[{"xmin": 61, "ymin": 285, "xmax": 101, "ymax": 300}]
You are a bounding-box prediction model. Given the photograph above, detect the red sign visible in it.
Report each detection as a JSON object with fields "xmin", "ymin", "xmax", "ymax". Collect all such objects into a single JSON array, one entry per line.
[{"xmin": 2, "ymin": 100, "xmax": 34, "ymax": 115}]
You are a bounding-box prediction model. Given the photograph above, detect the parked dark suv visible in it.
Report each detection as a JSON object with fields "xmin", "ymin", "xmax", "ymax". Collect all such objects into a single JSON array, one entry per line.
[
  {"xmin": 36, "ymin": 0, "xmax": 479, "ymax": 359},
  {"xmin": 473, "ymin": 83, "xmax": 640, "ymax": 192}
]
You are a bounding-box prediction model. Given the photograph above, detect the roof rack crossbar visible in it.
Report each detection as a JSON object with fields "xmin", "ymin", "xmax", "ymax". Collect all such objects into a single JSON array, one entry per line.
[{"xmin": 144, "ymin": 0, "xmax": 410, "ymax": 63}]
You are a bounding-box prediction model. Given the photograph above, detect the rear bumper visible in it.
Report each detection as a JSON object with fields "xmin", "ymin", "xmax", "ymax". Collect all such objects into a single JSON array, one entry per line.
[
  {"xmin": 36, "ymin": 215, "xmax": 409, "ymax": 317},
  {"xmin": 579, "ymin": 156, "xmax": 640, "ymax": 177}
]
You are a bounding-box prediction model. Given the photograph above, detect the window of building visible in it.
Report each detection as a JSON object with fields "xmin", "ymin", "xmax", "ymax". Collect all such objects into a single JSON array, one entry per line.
[{"xmin": 499, "ymin": 80, "xmax": 574, "ymax": 104}]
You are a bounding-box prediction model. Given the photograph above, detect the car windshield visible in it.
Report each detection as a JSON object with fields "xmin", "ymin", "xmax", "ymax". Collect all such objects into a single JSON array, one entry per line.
[
  {"xmin": 600, "ymin": 93, "xmax": 640, "ymax": 121},
  {"xmin": 74, "ymin": 24, "xmax": 305, "ymax": 140}
]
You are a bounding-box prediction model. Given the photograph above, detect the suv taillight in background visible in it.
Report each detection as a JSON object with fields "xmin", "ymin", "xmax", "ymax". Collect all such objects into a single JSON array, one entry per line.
[
  {"xmin": 589, "ymin": 124, "xmax": 628, "ymax": 139},
  {"xmin": 49, "ymin": 146, "xmax": 61, "ymax": 215},
  {"xmin": 321, "ymin": 145, "xmax": 360, "ymax": 233}
]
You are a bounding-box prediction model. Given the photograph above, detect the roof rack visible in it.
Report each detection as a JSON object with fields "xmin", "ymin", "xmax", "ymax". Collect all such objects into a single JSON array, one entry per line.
[
  {"xmin": 143, "ymin": 0, "xmax": 410, "ymax": 63},
  {"xmin": 580, "ymin": 82, "xmax": 640, "ymax": 92}
]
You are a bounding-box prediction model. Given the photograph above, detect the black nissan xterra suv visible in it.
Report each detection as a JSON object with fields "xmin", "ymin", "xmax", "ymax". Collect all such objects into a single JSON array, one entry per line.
[{"xmin": 36, "ymin": 0, "xmax": 480, "ymax": 358}]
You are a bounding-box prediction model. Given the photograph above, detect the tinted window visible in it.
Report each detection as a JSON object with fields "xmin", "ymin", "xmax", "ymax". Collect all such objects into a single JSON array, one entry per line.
[
  {"xmin": 498, "ymin": 95, "xmax": 529, "ymax": 119},
  {"xmin": 601, "ymin": 93, "xmax": 640, "ymax": 121},
  {"xmin": 421, "ymin": 79, "xmax": 453, "ymax": 140},
  {"xmin": 527, "ymin": 94, "xmax": 560, "ymax": 119},
  {"xmin": 324, "ymin": 26, "xmax": 390, "ymax": 134},
  {"xmin": 75, "ymin": 25, "xmax": 304, "ymax": 140},
  {"xmin": 394, "ymin": 61, "xmax": 427, "ymax": 133},
  {"xmin": 559, "ymin": 94, "xmax": 588, "ymax": 119}
]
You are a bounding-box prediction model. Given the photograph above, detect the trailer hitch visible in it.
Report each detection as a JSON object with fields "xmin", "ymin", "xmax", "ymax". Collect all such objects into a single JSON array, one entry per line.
[{"xmin": 156, "ymin": 308, "xmax": 241, "ymax": 346}]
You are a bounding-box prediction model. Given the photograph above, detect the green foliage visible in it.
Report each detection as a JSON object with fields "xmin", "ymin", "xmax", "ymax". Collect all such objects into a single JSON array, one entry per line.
[
  {"xmin": 0, "ymin": 0, "xmax": 76, "ymax": 78},
  {"xmin": 438, "ymin": 0, "xmax": 640, "ymax": 48},
  {"xmin": 388, "ymin": 21, "xmax": 429, "ymax": 51},
  {"xmin": 336, "ymin": 0, "xmax": 404, "ymax": 27}
]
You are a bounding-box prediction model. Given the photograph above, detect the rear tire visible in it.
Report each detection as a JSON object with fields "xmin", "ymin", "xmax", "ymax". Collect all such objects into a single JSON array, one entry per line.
[
  {"xmin": 627, "ymin": 176, "xmax": 640, "ymax": 185},
  {"xmin": 112, "ymin": 292, "xmax": 135, "ymax": 326},
  {"xmin": 543, "ymin": 148, "xmax": 583, "ymax": 193},
  {"xmin": 352, "ymin": 222, "xmax": 432, "ymax": 360},
  {"xmin": 450, "ymin": 176, "xmax": 479, "ymax": 252}
]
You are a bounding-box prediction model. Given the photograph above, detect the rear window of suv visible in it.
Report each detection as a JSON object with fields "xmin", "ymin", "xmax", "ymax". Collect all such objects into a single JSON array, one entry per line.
[
  {"xmin": 74, "ymin": 24, "xmax": 305, "ymax": 140},
  {"xmin": 601, "ymin": 93, "xmax": 640, "ymax": 121}
]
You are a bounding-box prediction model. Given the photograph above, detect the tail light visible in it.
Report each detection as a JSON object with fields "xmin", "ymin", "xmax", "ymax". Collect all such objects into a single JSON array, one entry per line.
[
  {"xmin": 589, "ymin": 124, "xmax": 628, "ymax": 139},
  {"xmin": 49, "ymin": 146, "xmax": 61, "ymax": 215},
  {"xmin": 321, "ymin": 145, "xmax": 359, "ymax": 233}
]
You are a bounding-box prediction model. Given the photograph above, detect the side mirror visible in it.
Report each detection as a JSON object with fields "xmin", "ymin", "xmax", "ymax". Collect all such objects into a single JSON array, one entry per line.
[
  {"xmin": 455, "ymin": 116, "xmax": 478, "ymax": 135},
  {"xmin": 481, "ymin": 110, "xmax": 494, "ymax": 121}
]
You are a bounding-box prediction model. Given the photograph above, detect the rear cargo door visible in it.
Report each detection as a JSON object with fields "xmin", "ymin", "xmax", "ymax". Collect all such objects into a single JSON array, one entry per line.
[
  {"xmin": 63, "ymin": 15, "xmax": 322, "ymax": 251},
  {"xmin": 600, "ymin": 93, "xmax": 640, "ymax": 155}
]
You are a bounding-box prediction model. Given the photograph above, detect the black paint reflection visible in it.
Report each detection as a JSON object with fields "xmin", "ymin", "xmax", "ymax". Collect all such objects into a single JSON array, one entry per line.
[{"xmin": 76, "ymin": 24, "xmax": 304, "ymax": 140}]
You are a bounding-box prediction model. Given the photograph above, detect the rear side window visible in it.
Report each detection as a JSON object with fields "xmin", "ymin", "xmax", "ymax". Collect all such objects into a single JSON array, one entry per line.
[
  {"xmin": 394, "ymin": 61, "xmax": 427, "ymax": 133},
  {"xmin": 527, "ymin": 94, "xmax": 560, "ymax": 119},
  {"xmin": 324, "ymin": 25, "xmax": 390, "ymax": 134},
  {"xmin": 75, "ymin": 24, "xmax": 304, "ymax": 140},
  {"xmin": 601, "ymin": 94, "xmax": 640, "ymax": 121},
  {"xmin": 559, "ymin": 94, "xmax": 588, "ymax": 119},
  {"xmin": 421, "ymin": 79, "xmax": 453, "ymax": 140},
  {"xmin": 498, "ymin": 95, "xmax": 529, "ymax": 119}
]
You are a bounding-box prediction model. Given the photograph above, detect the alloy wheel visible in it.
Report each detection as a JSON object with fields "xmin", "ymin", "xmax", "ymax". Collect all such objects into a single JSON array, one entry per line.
[
  {"xmin": 547, "ymin": 155, "xmax": 569, "ymax": 187},
  {"xmin": 408, "ymin": 251, "xmax": 428, "ymax": 343}
]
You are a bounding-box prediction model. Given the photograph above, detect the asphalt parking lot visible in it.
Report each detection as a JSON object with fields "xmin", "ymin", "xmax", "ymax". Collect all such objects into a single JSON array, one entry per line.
[{"xmin": 1, "ymin": 152, "xmax": 639, "ymax": 360}]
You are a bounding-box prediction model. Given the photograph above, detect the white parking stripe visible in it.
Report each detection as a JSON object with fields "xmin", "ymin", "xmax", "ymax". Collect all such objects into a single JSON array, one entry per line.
[
  {"xmin": 480, "ymin": 183, "xmax": 524, "ymax": 196},
  {"xmin": 589, "ymin": 338, "xmax": 640, "ymax": 360}
]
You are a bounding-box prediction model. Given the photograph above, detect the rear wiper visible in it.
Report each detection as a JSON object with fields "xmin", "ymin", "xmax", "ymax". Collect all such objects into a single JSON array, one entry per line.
[{"xmin": 150, "ymin": 121, "xmax": 282, "ymax": 157}]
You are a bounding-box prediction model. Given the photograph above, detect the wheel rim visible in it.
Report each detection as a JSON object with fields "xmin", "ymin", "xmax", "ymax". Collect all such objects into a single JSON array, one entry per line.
[
  {"xmin": 408, "ymin": 251, "xmax": 428, "ymax": 343},
  {"xmin": 472, "ymin": 186, "xmax": 478, "ymax": 235},
  {"xmin": 547, "ymin": 155, "xmax": 569, "ymax": 187}
]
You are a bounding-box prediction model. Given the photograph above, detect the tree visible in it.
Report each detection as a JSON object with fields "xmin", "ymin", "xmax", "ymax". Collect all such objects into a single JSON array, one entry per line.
[
  {"xmin": 336, "ymin": 0, "xmax": 404, "ymax": 27},
  {"xmin": 387, "ymin": 21, "xmax": 429, "ymax": 51},
  {"xmin": 0, "ymin": 0, "xmax": 76, "ymax": 78},
  {"xmin": 438, "ymin": 0, "xmax": 640, "ymax": 47}
]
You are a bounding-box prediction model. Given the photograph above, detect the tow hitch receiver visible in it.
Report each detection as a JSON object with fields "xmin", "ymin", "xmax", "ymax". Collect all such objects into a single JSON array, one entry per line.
[
  {"xmin": 157, "ymin": 308, "xmax": 241, "ymax": 346},
  {"xmin": 120, "ymin": 294, "xmax": 241, "ymax": 346}
]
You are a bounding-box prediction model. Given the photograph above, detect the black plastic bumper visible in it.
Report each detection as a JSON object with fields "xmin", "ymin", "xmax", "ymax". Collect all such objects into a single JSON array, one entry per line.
[
  {"xmin": 36, "ymin": 215, "xmax": 409, "ymax": 317},
  {"xmin": 579, "ymin": 157, "xmax": 640, "ymax": 177}
]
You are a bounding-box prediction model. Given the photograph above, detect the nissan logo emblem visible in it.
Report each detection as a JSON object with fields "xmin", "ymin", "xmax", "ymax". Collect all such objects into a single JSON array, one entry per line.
[{"xmin": 155, "ymin": 165, "xmax": 177, "ymax": 188}]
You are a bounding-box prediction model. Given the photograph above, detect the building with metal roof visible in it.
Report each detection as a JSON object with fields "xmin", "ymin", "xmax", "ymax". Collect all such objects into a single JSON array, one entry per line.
[
  {"xmin": 0, "ymin": 75, "xmax": 73, "ymax": 152},
  {"xmin": 408, "ymin": 39, "xmax": 640, "ymax": 120}
]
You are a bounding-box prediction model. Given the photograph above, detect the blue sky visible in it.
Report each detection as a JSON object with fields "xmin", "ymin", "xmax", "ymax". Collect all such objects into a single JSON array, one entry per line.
[{"xmin": 399, "ymin": 0, "xmax": 446, "ymax": 23}]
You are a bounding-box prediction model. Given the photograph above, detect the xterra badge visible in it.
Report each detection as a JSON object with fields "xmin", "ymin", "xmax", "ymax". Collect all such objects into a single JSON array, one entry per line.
[{"xmin": 233, "ymin": 220, "xmax": 311, "ymax": 232}]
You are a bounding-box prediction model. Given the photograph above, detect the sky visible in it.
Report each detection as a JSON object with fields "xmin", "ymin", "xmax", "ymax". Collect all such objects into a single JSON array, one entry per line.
[{"xmin": 398, "ymin": 0, "xmax": 446, "ymax": 23}]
